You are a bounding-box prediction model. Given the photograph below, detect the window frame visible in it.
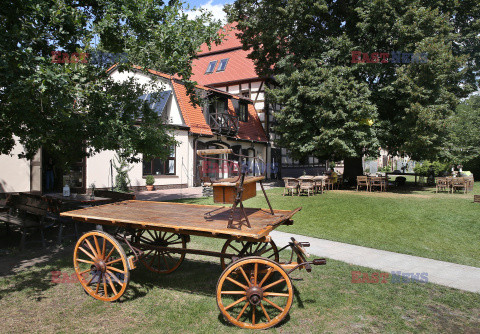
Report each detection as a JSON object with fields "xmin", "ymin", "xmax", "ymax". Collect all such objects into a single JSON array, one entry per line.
[
  {"xmin": 142, "ymin": 146, "xmax": 176, "ymax": 176},
  {"xmin": 216, "ymin": 58, "xmax": 229, "ymax": 72},
  {"xmin": 237, "ymin": 101, "xmax": 249, "ymax": 122},
  {"xmin": 205, "ymin": 60, "xmax": 217, "ymax": 74}
]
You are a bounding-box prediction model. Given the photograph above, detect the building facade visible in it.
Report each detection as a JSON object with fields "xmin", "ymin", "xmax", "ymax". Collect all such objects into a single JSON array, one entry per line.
[
  {"xmin": 190, "ymin": 23, "xmax": 327, "ymax": 179},
  {"xmin": 0, "ymin": 67, "xmax": 268, "ymax": 193}
]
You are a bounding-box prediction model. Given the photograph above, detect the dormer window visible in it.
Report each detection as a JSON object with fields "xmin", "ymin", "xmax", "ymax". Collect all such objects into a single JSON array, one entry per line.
[
  {"xmin": 205, "ymin": 60, "xmax": 217, "ymax": 74},
  {"xmin": 237, "ymin": 102, "xmax": 248, "ymax": 122},
  {"xmin": 216, "ymin": 58, "xmax": 229, "ymax": 72}
]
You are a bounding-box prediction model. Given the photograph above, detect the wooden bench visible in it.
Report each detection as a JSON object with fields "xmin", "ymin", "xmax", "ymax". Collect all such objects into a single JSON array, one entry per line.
[{"xmin": 0, "ymin": 193, "xmax": 53, "ymax": 250}]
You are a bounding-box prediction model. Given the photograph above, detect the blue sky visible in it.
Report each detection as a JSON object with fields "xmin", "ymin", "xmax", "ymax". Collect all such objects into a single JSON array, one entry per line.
[{"xmin": 185, "ymin": 0, "xmax": 232, "ymax": 23}]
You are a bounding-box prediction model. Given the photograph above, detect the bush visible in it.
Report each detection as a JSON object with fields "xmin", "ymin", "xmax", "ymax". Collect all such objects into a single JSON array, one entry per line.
[
  {"xmin": 145, "ymin": 175, "xmax": 155, "ymax": 186},
  {"xmin": 414, "ymin": 161, "xmax": 450, "ymax": 176}
]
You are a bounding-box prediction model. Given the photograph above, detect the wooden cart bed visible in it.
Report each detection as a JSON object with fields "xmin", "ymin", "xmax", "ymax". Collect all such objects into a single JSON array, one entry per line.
[{"xmin": 61, "ymin": 200, "xmax": 301, "ymax": 240}]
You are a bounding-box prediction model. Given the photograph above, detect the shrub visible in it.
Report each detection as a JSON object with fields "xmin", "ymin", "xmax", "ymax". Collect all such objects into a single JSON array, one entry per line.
[
  {"xmin": 145, "ymin": 175, "xmax": 155, "ymax": 186},
  {"xmin": 414, "ymin": 161, "xmax": 450, "ymax": 176}
]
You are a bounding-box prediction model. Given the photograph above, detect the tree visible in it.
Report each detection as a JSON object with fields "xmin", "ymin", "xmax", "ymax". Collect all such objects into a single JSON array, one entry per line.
[
  {"xmin": 227, "ymin": 0, "xmax": 479, "ymax": 175},
  {"xmin": 0, "ymin": 0, "xmax": 222, "ymax": 163},
  {"xmin": 449, "ymin": 95, "xmax": 480, "ymax": 175}
]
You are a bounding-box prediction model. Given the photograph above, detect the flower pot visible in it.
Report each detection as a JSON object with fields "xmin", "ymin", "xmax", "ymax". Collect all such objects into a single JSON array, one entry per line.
[{"xmin": 146, "ymin": 185, "xmax": 154, "ymax": 191}]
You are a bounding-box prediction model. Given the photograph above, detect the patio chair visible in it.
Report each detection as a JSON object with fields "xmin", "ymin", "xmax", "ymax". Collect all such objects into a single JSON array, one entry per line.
[
  {"xmin": 435, "ymin": 177, "xmax": 449, "ymax": 193},
  {"xmin": 369, "ymin": 177, "xmax": 386, "ymax": 192},
  {"xmin": 313, "ymin": 176, "xmax": 326, "ymax": 194},
  {"xmin": 451, "ymin": 177, "xmax": 468, "ymax": 194},
  {"xmin": 464, "ymin": 176, "xmax": 474, "ymax": 192},
  {"xmin": 356, "ymin": 176, "xmax": 369, "ymax": 191},
  {"xmin": 283, "ymin": 177, "xmax": 299, "ymax": 196},
  {"xmin": 298, "ymin": 179, "xmax": 315, "ymax": 196}
]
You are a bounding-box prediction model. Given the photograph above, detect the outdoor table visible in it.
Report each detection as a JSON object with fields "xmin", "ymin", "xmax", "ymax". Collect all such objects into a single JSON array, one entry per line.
[
  {"xmin": 297, "ymin": 175, "xmax": 314, "ymax": 179},
  {"xmin": 385, "ymin": 172, "xmax": 418, "ymax": 186},
  {"xmin": 44, "ymin": 193, "xmax": 112, "ymax": 207}
]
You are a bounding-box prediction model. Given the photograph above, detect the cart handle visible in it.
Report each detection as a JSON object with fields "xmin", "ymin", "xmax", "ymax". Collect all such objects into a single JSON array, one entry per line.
[{"xmin": 197, "ymin": 149, "xmax": 233, "ymax": 156}]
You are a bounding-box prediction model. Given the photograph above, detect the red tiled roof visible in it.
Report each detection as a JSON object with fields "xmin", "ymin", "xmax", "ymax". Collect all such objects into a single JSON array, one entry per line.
[
  {"xmin": 171, "ymin": 81, "xmax": 213, "ymax": 136},
  {"xmin": 191, "ymin": 48, "xmax": 259, "ymax": 86},
  {"xmin": 109, "ymin": 65, "xmax": 266, "ymax": 142},
  {"xmin": 192, "ymin": 22, "xmax": 261, "ymax": 86},
  {"xmin": 230, "ymin": 99, "xmax": 268, "ymax": 143},
  {"xmin": 198, "ymin": 22, "xmax": 243, "ymax": 55}
]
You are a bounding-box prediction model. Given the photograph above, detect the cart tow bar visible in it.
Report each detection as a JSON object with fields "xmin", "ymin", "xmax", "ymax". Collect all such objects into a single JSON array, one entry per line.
[{"xmin": 287, "ymin": 258, "xmax": 326, "ymax": 275}]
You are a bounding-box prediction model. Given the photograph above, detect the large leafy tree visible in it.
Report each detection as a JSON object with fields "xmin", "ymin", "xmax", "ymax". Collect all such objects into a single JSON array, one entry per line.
[
  {"xmin": 227, "ymin": 0, "xmax": 478, "ymax": 175},
  {"xmin": 449, "ymin": 95, "xmax": 480, "ymax": 175},
  {"xmin": 0, "ymin": 0, "xmax": 222, "ymax": 163}
]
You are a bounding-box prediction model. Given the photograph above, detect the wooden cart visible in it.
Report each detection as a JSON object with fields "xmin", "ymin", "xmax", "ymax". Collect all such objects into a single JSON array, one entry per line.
[{"xmin": 61, "ymin": 149, "xmax": 326, "ymax": 329}]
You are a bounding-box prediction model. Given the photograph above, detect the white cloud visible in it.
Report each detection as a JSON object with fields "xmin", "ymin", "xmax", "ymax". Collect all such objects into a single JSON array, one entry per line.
[{"xmin": 186, "ymin": 1, "xmax": 228, "ymax": 24}]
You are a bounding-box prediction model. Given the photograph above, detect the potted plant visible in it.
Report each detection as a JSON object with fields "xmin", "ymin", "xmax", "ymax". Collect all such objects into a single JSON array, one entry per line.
[{"xmin": 145, "ymin": 175, "xmax": 155, "ymax": 191}]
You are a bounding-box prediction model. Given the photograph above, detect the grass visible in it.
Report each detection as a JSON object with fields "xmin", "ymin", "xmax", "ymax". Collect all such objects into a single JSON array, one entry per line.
[
  {"xmin": 174, "ymin": 182, "xmax": 480, "ymax": 268},
  {"xmin": 0, "ymin": 237, "xmax": 479, "ymax": 333}
]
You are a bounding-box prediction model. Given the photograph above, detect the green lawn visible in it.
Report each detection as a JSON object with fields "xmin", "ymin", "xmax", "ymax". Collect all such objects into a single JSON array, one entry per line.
[
  {"xmin": 0, "ymin": 238, "xmax": 479, "ymax": 333},
  {"xmin": 176, "ymin": 182, "xmax": 480, "ymax": 268}
]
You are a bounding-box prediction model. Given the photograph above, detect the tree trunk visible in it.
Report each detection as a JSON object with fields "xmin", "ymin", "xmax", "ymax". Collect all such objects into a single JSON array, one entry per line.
[{"xmin": 343, "ymin": 157, "xmax": 363, "ymax": 187}]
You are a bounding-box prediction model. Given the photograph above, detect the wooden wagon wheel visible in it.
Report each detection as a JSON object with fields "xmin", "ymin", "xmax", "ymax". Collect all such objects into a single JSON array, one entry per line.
[
  {"xmin": 135, "ymin": 230, "xmax": 187, "ymax": 274},
  {"xmin": 73, "ymin": 230, "xmax": 130, "ymax": 302},
  {"xmin": 216, "ymin": 256, "xmax": 293, "ymax": 329},
  {"xmin": 220, "ymin": 238, "xmax": 279, "ymax": 270}
]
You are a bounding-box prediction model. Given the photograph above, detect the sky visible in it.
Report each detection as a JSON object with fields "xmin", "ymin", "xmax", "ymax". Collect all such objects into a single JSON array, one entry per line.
[{"xmin": 185, "ymin": 0, "xmax": 232, "ymax": 23}]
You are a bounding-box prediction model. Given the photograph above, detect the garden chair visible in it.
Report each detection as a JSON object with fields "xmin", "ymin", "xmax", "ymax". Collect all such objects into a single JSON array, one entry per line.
[
  {"xmin": 283, "ymin": 177, "xmax": 299, "ymax": 196},
  {"xmin": 451, "ymin": 177, "xmax": 467, "ymax": 194},
  {"xmin": 435, "ymin": 177, "xmax": 449, "ymax": 193},
  {"xmin": 369, "ymin": 177, "xmax": 386, "ymax": 192},
  {"xmin": 313, "ymin": 176, "xmax": 326, "ymax": 194},
  {"xmin": 464, "ymin": 176, "xmax": 474, "ymax": 192},
  {"xmin": 298, "ymin": 179, "xmax": 315, "ymax": 196},
  {"xmin": 356, "ymin": 176, "xmax": 369, "ymax": 191}
]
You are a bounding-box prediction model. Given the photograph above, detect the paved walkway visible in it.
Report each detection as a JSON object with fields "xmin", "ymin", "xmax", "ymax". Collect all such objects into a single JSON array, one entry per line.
[
  {"xmin": 135, "ymin": 182, "xmax": 279, "ymax": 202},
  {"xmin": 270, "ymin": 231, "xmax": 480, "ymax": 293}
]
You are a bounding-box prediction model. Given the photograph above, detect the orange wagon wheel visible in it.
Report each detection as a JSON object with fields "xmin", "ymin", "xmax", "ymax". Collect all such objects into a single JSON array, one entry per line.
[
  {"xmin": 73, "ymin": 230, "xmax": 130, "ymax": 302},
  {"xmin": 220, "ymin": 238, "xmax": 279, "ymax": 270},
  {"xmin": 216, "ymin": 256, "xmax": 293, "ymax": 329},
  {"xmin": 135, "ymin": 230, "xmax": 187, "ymax": 274}
]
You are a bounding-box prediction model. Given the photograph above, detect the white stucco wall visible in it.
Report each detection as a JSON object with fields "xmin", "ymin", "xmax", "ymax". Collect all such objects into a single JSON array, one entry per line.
[
  {"xmin": 0, "ymin": 138, "xmax": 31, "ymax": 193},
  {"xmin": 86, "ymin": 129, "xmax": 192, "ymax": 189}
]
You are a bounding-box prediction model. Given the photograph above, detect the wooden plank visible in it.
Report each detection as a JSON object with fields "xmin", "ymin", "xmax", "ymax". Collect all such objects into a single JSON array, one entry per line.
[
  {"xmin": 60, "ymin": 200, "xmax": 298, "ymax": 239},
  {"xmin": 213, "ymin": 182, "xmax": 256, "ymax": 204}
]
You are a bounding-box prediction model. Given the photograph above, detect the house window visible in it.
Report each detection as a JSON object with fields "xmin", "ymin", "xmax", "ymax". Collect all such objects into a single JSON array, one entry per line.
[
  {"xmin": 241, "ymin": 90, "xmax": 250, "ymax": 98},
  {"xmin": 208, "ymin": 98, "xmax": 227, "ymax": 115},
  {"xmin": 216, "ymin": 58, "xmax": 229, "ymax": 72},
  {"xmin": 237, "ymin": 102, "xmax": 248, "ymax": 122},
  {"xmin": 142, "ymin": 147, "xmax": 176, "ymax": 175},
  {"xmin": 206, "ymin": 60, "xmax": 217, "ymax": 74}
]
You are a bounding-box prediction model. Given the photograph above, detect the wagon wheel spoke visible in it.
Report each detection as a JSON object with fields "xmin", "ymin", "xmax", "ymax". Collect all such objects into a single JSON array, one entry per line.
[
  {"xmin": 135, "ymin": 230, "xmax": 187, "ymax": 274},
  {"xmin": 224, "ymin": 297, "xmax": 247, "ymax": 311},
  {"xmin": 217, "ymin": 257, "xmax": 293, "ymax": 329},
  {"xmin": 78, "ymin": 246, "xmax": 96, "ymax": 261}
]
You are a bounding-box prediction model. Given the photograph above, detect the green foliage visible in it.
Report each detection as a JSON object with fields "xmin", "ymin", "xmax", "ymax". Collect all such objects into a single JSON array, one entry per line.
[
  {"xmin": 228, "ymin": 0, "xmax": 479, "ymax": 161},
  {"xmin": 145, "ymin": 175, "xmax": 155, "ymax": 186},
  {"xmin": 0, "ymin": 0, "xmax": 222, "ymax": 161},
  {"xmin": 113, "ymin": 153, "xmax": 133, "ymax": 192},
  {"xmin": 413, "ymin": 161, "xmax": 450, "ymax": 176},
  {"xmin": 379, "ymin": 164, "xmax": 392, "ymax": 173},
  {"xmin": 449, "ymin": 95, "xmax": 480, "ymax": 163},
  {"xmin": 271, "ymin": 62, "xmax": 379, "ymax": 160}
]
